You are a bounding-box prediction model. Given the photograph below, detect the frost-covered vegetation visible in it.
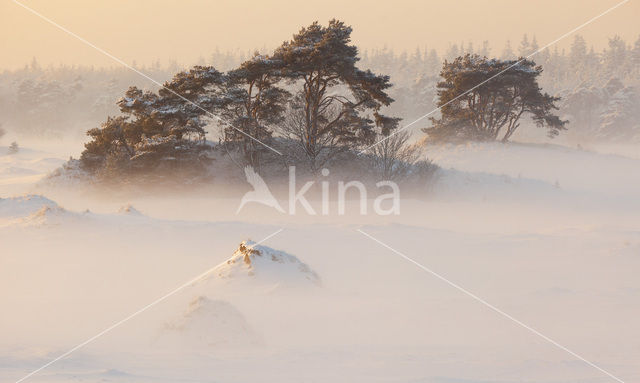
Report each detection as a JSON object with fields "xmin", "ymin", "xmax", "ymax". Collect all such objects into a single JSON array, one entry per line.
[
  {"xmin": 423, "ymin": 55, "xmax": 566, "ymax": 142},
  {"xmin": 1, "ymin": 33, "xmax": 638, "ymax": 143},
  {"xmin": 46, "ymin": 20, "xmax": 437, "ymax": 186},
  {"xmin": 1, "ymin": 28, "xmax": 638, "ymax": 187},
  {"xmin": 2, "ymin": 7, "xmax": 640, "ymax": 382}
]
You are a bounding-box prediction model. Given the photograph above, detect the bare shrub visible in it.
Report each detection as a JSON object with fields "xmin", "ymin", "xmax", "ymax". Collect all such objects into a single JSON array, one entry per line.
[{"xmin": 370, "ymin": 131, "xmax": 420, "ymax": 181}]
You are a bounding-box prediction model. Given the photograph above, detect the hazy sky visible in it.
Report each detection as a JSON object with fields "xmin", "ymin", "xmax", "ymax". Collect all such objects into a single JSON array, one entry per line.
[{"xmin": 1, "ymin": 0, "xmax": 638, "ymax": 70}]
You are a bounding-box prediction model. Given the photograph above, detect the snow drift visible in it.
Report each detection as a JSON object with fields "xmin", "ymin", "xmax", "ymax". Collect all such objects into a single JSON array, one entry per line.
[
  {"xmin": 160, "ymin": 296, "xmax": 261, "ymax": 348},
  {"xmin": 199, "ymin": 240, "xmax": 321, "ymax": 291},
  {"xmin": 0, "ymin": 194, "xmax": 59, "ymax": 219},
  {"xmin": 157, "ymin": 241, "xmax": 321, "ymax": 351}
]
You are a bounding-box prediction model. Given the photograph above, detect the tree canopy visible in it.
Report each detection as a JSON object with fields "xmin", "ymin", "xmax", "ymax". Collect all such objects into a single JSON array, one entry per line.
[
  {"xmin": 424, "ymin": 54, "xmax": 567, "ymax": 142},
  {"xmin": 219, "ymin": 54, "xmax": 290, "ymax": 169},
  {"xmin": 79, "ymin": 20, "xmax": 402, "ymax": 180},
  {"xmin": 80, "ymin": 66, "xmax": 224, "ymax": 177},
  {"xmin": 273, "ymin": 19, "xmax": 400, "ymax": 171}
]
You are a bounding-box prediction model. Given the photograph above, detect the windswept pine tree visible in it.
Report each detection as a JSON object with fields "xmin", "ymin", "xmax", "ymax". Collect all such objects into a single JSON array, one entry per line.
[
  {"xmin": 80, "ymin": 66, "xmax": 225, "ymax": 178},
  {"xmin": 220, "ymin": 54, "xmax": 290, "ymax": 169},
  {"xmin": 273, "ymin": 19, "xmax": 400, "ymax": 171},
  {"xmin": 424, "ymin": 54, "xmax": 567, "ymax": 142}
]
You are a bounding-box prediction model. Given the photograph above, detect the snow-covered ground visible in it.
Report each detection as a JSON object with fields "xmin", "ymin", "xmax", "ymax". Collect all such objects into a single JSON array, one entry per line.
[
  {"xmin": 0, "ymin": 145, "xmax": 66, "ymax": 195},
  {"xmin": 1, "ymin": 140, "xmax": 639, "ymax": 383}
]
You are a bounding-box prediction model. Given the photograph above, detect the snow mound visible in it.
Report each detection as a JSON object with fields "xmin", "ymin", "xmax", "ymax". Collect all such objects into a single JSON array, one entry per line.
[
  {"xmin": 118, "ymin": 204, "xmax": 143, "ymax": 216},
  {"xmin": 203, "ymin": 240, "xmax": 321, "ymax": 289},
  {"xmin": 0, "ymin": 195, "xmax": 90, "ymax": 227},
  {"xmin": 17, "ymin": 205, "xmax": 76, "ymax": 226},
  {"xmin": 0, "ymin": 194, "xmax": 59, "ymax": 219},
  {"xmin": 162, "ymin": 296, "xmax": 260, "ymax": 348},
  {"xmin": 15, "ymin": 205, "xmax": 151, "ymax": 227}
]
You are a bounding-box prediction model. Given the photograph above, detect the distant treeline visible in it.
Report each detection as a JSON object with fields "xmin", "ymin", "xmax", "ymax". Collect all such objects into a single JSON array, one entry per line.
[{"xmin": 1, "ymin": 34, "xmax": 638, "ymax": 142}]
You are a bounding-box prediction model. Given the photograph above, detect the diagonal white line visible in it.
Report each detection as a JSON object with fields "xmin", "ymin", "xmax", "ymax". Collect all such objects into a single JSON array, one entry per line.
[
  {"xmin": 11, "ymin": 0, "xmax": 282, "ymax": 156},
  {"xmin": 13, "ymin": 228, "xmax": 284, "ymax": 383},
  {"xmin": 359, "ymin": 0, "xmax": 630, "ymax": 154},
  {"xmin": 357, "ymin": 228, "xmax": 626, "ymax": 383}
]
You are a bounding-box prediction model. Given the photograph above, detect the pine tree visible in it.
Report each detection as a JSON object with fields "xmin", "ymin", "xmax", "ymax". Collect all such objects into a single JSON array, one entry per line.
[
  {"xmin": 502, "ymin": 40, "xmax": 515, "ymax": 59},
  {"xmin": 599, "ymin": 84, "xmax": 640, "ymax": 141},
  {"xmin": 30, "ymin": 57, "xmax": 40, "ymax": 71},
  {"xmin": 80, "ymin": 66, "xmax": 225, "ymax": 177},
  {"xmin": 538, "ymin": 47, "xmax": 551, "ymax": 67},
  {"xmin": 466, "ymin": 41, "xmax": 474, "ymax": 55},
  {"xmin": 569, "ymin": 35, "xmax": 587, "ymax": 72},
  {"xmin": 562, "ymin": 85, "xmax": 601, "ymax": 134},
  {"xmin": 423, "ymin": 54, "xmax": 567, "ymax": 142},
  {"xmin": 411, "ymin": 46, "xmax": 422, "ymax": 71},
  {"xmin": 530, "ymin": 36, "xmax": 539, "ymax": 54},
  {"xmin": 426, "ymin": 49, "xmax": 441, "ymax": 76},
  {"xmin": 412, "ymin": 46, "xmax": 421, "ymax": 61},
  {"xmin": 478, "ymin": 41, "xmax": 491, "ymax": 58},
  {"xmin": 220, "ymin": 53, "xmax": 290, "ymax": 169},
  {"xmin": 446, "ymin": 43, "xmax": 460, "ymax": 61},
  {"xmin": 518, "ymin": 34, "xmax": 531, "ymax": 57},
  {"xmin": 272, "ymin": 20, "xmax": 399, "ymax": 171},
  {"xmin": 586, "ymin": 46, "xmax": 599, "ymax": 73},
  {"xmin": 604, "ymin": 35, "xmax": 627, "ymax": 75}
]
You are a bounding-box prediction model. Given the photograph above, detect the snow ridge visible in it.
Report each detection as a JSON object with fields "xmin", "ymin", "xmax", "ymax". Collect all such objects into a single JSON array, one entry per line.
[
  {"xmin": 0, "ymin": 194, "xmax": 59, "ymax": 219},
  {"xmin": 204, "ymin": 240, "xmax": 321, "ymax": 289}
]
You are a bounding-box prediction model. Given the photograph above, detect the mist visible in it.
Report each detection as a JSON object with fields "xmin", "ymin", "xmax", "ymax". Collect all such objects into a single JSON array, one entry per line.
[{"xmin": 1, "ymin": 3, "xmax": 640, "ymax": 383}]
